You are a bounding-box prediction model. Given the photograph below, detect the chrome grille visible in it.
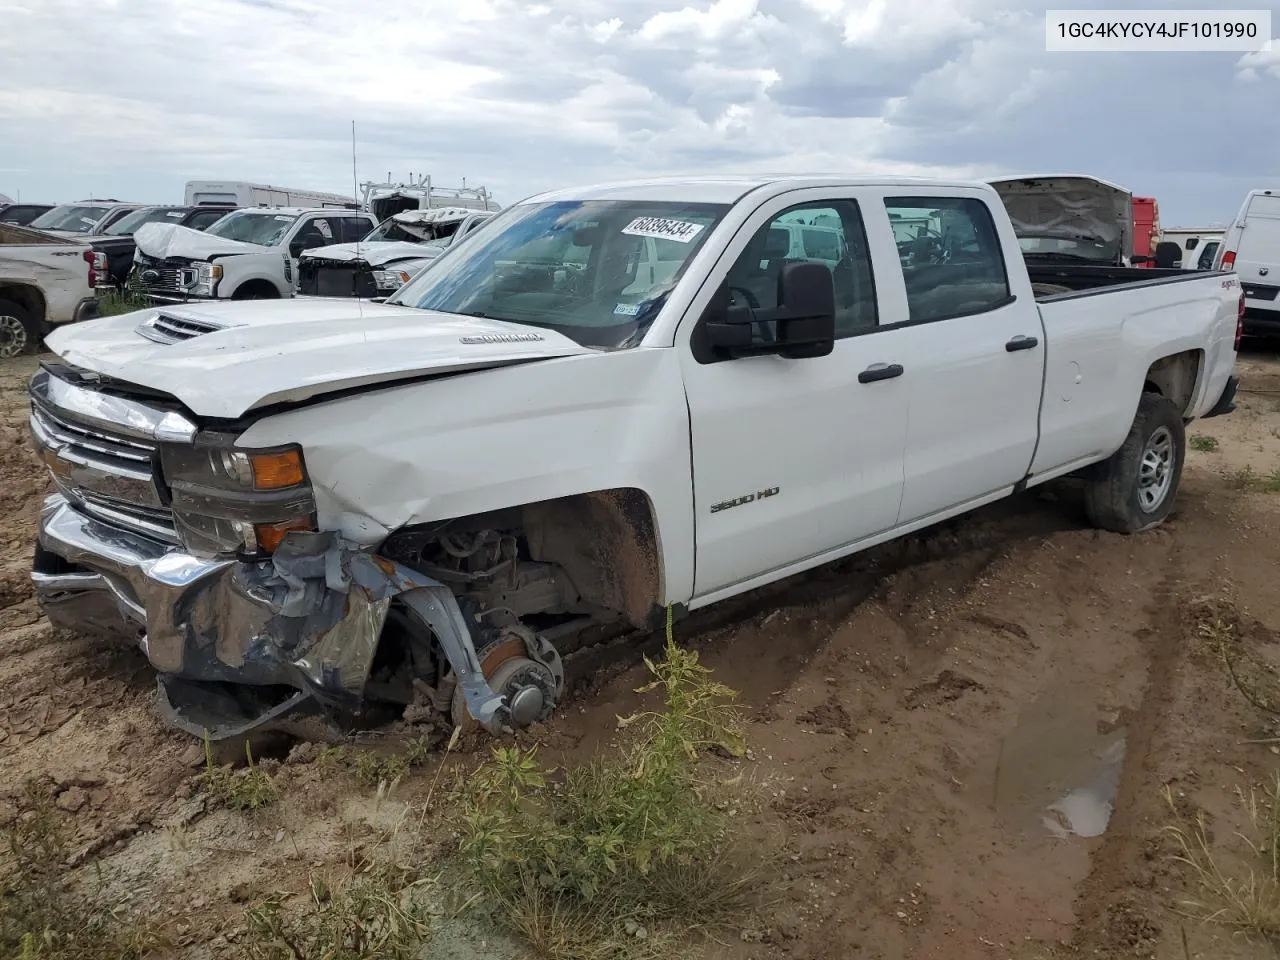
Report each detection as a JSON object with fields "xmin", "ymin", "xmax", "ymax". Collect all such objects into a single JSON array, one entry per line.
[
  {"xmin": 28, "ymin": 370, "xmax": 193, "ymax": 545},
  {"xmin": 136, "ymin": 313, "xmax": 225, "ymax": 344},
  {"xmin": 134, "ymin": 258, "xmax": 196, "ymax": 296}
]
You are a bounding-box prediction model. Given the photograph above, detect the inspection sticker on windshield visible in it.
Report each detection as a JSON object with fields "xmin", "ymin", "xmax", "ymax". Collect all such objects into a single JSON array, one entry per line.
[
  {"xmin": 621, "ymin": 217, "xmax": 704, "ymax": 243},
  {"xmin": 613, "ymin": 302, "xmax": 642, "ymax": 317}
]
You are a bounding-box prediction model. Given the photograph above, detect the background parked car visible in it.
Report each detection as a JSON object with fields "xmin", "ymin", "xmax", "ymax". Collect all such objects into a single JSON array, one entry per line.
[
  {"xmin": 27, "ymin": 200, "xmax": 142, "ymax": 238},
  {"xmin": 0, "ymin": 203, "xmax": 55, "ymax": 226},
  {"xmin": 87, "ymin": 204, "xmax": 237, "ymax": 290},
  {"xmin": 0, "ymin": 222, "xmax": 101, "ymax": 357}
]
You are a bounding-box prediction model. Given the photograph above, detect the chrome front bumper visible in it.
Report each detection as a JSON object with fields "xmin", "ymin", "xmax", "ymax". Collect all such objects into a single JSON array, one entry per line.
[{"xmin": 32, "ymin": 494, "xmax": 512, "ymax": 740}]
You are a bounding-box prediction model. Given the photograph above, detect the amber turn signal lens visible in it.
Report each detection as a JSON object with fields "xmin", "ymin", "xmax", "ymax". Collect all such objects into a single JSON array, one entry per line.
[
  {"xmin": 249, "ymin": 450, "xmax": 305, "ymax": 489},
  {"xmin": 254, "ymin": 517, "xmax": 313, "ymax": 553}
]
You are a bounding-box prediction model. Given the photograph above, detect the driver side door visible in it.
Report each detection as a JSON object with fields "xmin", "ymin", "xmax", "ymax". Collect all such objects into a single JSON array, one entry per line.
[{"xmin": 678, "ymin": 189, "xmax": 911, "ymax": 601}]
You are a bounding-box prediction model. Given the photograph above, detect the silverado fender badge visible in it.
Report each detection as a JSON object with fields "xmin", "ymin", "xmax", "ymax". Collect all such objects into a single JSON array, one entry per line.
[{"xmin": 459, "ymin": 332, "xmax": 546, "ymax": 344}]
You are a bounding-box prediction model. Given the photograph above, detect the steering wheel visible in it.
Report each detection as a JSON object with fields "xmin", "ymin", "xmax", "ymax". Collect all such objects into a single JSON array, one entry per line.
[{"xmin": 728, "ymin": 284, "xmax": 759, "ymax": 309}]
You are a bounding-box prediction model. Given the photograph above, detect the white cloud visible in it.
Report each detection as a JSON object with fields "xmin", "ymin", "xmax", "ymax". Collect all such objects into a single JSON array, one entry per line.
[
  {"xmin": 1237, "ymin": 40, "xmax": 1280, "ymax": 80},
  {"xmin": 0, "ymin": 0, "xmax": 1273, "ymax": 223}
]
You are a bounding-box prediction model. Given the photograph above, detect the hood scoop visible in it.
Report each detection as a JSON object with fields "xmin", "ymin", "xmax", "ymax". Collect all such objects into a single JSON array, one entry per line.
[{"xmin": 136, "ymin": 312, "xmax": 228, "ymax": 345}]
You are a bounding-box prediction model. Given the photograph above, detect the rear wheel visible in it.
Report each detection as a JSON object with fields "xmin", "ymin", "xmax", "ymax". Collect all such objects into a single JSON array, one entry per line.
[
  {"xmin": 1083, "ymin": 392, "xmax": 1185, "ymax": 533},
  {"xmin": 0, "ymin": 299, "xmax": 41, "ymax": 359}
]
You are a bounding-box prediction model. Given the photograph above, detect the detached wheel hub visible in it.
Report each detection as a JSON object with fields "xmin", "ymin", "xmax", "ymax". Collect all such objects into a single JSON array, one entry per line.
[{"xmin": 449, "ymin": 629, "xmax": 563, "ymax": 731}]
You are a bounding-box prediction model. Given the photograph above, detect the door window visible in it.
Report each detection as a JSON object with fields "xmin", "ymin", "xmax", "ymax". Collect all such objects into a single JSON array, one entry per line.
[
  {"xmin": 884, "ymin": 197, "xmax": 1011, "ymax": 323},
  {"xmin": 1197, "ymin": 241, "xmax": 1219, "ymax": 270},
  {"xmin": 340, "ymin": 217, "xmax": 374, "ymax": 243},
  {"xmin": 293, "ymin": 217, "xmax": 339, "ymax": 252},
  {"xmin": 721, "ymin": 200, "xmax": 878, "ymax": 339},
  {"xmin": 185, "ymin": 209, "xmax": 228, "ymax": 231}
]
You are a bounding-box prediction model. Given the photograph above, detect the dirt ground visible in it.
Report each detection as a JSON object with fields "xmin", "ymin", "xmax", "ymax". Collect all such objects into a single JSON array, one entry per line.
[{"xmin": 5, "ymin": 348, "xmax": 1280, "ymax": 958}]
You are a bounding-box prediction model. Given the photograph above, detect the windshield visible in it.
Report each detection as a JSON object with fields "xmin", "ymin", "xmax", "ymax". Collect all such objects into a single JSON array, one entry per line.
[
  {"xmin": 1017, "ymin": 235, "xmax": 1117, "ymax": 261},
  {"xmin": 390, "ymin": 200, "xmax": 728, "ymax": 348},
  {"xmin": 364, "ymin": 217, "xmax": 464, "ymax": 244},
  {"xmin": 29, "ymin": 204, "xmax": 109, "ymax": 234},
  {"xmin": 204, "ymin": 211, "xmax": 296, "ymax": 246},
  {"xmin": 104, "ymin": 207, "xmax": 187, "ymax": 236}
]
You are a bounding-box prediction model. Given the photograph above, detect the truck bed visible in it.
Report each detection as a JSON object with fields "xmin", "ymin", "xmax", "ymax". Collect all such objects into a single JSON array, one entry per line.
[{"xmin": 1025, "ymin": 260, "xmax": 1225, "ymax": 299}]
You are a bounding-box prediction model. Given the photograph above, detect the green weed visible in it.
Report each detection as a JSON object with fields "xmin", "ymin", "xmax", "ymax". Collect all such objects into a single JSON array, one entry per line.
[
  {"xmin": 453, "ymin": 610, "xmax": 761, "ymax": 960},
  {"xmin": 0, "ymin": 779, "xmax": 164, "ymax": 958},
  {"xmin": 1190, "ymin": 435, "xmax": 1220, "ymax": 452},
  {"xmin": 243, "ymin": 865, "xmax": 432, "ymax": 960},
  {"xmin": 1225, "ymin": 465, "xmax": 1280, "ymax": 493},
  {"xmin": 201, "ymin": 737, "xmax": 279, "ymax": 812},
  {"xmin": 94, "ymin": 288, "xmax": 152, "ymax": 318}
]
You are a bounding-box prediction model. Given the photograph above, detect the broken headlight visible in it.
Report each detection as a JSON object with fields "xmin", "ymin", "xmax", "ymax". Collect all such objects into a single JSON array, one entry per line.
[{"xmin": 160, "ymin": 438, "xmax": 316, "ymax": 558}]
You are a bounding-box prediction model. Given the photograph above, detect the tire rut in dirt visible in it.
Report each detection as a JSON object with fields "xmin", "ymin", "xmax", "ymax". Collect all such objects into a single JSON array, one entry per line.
[{"xmin": 1067, "ymin": 530, "xmax": 1188, "ymax": 955}]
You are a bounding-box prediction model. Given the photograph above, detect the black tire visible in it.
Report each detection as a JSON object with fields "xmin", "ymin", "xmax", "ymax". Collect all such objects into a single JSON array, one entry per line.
[
  {"xmin": 232, "ymin": 283, "xmax": 280, "ymax": 301},
  {"xmin": 0, "ymin": 298, "xmax": 42, "ymax": 359},
  {"xmin": 1083, "ymin": 392, "xmax": 1185, "ymax": 534}
]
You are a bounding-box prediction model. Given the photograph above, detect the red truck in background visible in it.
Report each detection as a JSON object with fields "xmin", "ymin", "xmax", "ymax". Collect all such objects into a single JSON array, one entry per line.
[{"xmin": 1132, "ymin": 196, "xmax": 1160, "ymax": 267}]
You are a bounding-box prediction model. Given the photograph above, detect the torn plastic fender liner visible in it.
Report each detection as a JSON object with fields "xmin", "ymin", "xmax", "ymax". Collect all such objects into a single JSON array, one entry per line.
[{"xmin": 259, "ymin": 531, "xmax": 509, "ymax": 734}]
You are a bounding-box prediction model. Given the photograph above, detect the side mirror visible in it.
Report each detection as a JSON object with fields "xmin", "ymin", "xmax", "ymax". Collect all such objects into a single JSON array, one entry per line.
[
  {"xmin": 774, "ymin": 261, "xmax": 836, "ymax": 359},
  {"xmin": 703, "ymin": 285, "xmax": 756, "ymax": 351},
  {"xmin": 702, "ymin": 261, "xmax": 836, "ymax": 359}
]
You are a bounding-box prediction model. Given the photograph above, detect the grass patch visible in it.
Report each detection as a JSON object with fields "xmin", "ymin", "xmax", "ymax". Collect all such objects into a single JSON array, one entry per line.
[
  {"xmin": 1225, "ymin": 465, "xmax": 1280, "ymax": 493},
  {"xmin": 453, "ymin": 612, "xmax": 763, "ymax": 960},
  {"xmin": 242, "ymin": 866, "xmax": 433, "ymax": 960},
  {"xmin": 1196, "ymin": 609, "xmax": 1280, "ymax": 721},
  {"xmin": 1165, "ymin": 775, "xmax": 1280, "ymax": 939},
  {"xmin": 1190, "ymin": 435, "xmax": 1220, "ymax": 452},
  {"xmin": 0, "ymin": 780, "xmax": 164, "ymax": 958},
  {"xmin": 95, "ymin": 289, "xmax": 153, "ymax": 318},
  {"xmin": 201, "ymin": 737, "xmax": 280, "ymax": 812},
  {"xmin": 313, "ymin": 737, "xmax": 436, "ymax": 789}
]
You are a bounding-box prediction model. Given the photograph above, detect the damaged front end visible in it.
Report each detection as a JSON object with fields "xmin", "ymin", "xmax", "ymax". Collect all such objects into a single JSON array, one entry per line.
[{"xmin": 28, "ymin": 365, "xmax": 562, "ymax": 741}]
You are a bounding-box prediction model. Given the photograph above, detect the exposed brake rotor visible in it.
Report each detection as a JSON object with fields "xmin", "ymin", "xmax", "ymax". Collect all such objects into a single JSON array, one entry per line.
[{"xmin": 448, "ymin": 625, "xmax": 565, "ymax": 732}]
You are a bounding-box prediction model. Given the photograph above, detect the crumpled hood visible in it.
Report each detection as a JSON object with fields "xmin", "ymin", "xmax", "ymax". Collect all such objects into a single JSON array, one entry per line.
[
  {"xmin": 300, "ymin": 241, "xmax": 442, "ymax": 267},
  {"xmin": 43, "ymin": 299, "xmax": 593, "ymax": 420},
  {"xmin": 988, "ymin": 174, "xmax": 1132, "ymax": 259},
  {"xmin": 134, "ymin": 221, "xmax": 269, "ymax": 260}
]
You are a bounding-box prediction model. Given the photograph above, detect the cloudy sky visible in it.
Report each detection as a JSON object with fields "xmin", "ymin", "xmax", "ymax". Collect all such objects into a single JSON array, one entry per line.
[{"xmin": 1, "ymin": 0, "xmax": 1275, "ymax": 226}]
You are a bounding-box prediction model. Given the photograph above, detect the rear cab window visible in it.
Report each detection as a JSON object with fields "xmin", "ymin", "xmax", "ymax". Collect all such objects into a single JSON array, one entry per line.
[{"xmin": 883, "ymin": 196, "xmax": 1012, "ymax": 323}]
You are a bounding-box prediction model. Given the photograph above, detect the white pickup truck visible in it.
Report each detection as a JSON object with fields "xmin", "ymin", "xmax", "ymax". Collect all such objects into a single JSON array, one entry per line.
[
  {"xmin": 295, "ymin": 207, "xmax": 496, "ymax": 299},
  {"xmin": 131, "ymin": 207, "xmax": 377, "ymax": 303},
  {"xmin": 0, "ymin": 223, "xmax": 104, "ymax": 357},
  {"xmin": 27, "ymin": 175, "xmax": 1241, "ymax": 742}
]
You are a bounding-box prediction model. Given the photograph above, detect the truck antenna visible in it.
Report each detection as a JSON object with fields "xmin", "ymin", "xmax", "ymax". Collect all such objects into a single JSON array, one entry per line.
[
  {"xmin": 351, "ymin": 120, "xmax": 358, "ymax": 205},
  {"xmin": 351, "ymin": 120, "xmax": 363, "ymax": 304}
]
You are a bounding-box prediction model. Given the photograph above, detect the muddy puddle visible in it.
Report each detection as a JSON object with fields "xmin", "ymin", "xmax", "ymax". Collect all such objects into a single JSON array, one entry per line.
[{"xmin": 989, "ymin": 685, "xmax": 1130, "ymax": 840}]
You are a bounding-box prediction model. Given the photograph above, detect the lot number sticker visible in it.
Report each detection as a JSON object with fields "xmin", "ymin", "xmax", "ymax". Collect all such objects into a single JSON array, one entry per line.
[{"xmin": 621, "ymin": 217, "xmax": 705, "ymax": 243}]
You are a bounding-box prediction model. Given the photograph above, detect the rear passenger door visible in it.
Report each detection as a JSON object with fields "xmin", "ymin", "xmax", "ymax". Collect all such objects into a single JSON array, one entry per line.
[{"xmin": 876, "ymin": 193, "xmax": 1045, "ymax": 525}]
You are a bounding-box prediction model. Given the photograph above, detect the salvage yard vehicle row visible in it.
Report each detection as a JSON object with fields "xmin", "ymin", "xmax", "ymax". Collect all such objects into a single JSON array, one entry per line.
[{"xmin": 27, "ymin": 175, "xmax": 1241, "ymax": 741}]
